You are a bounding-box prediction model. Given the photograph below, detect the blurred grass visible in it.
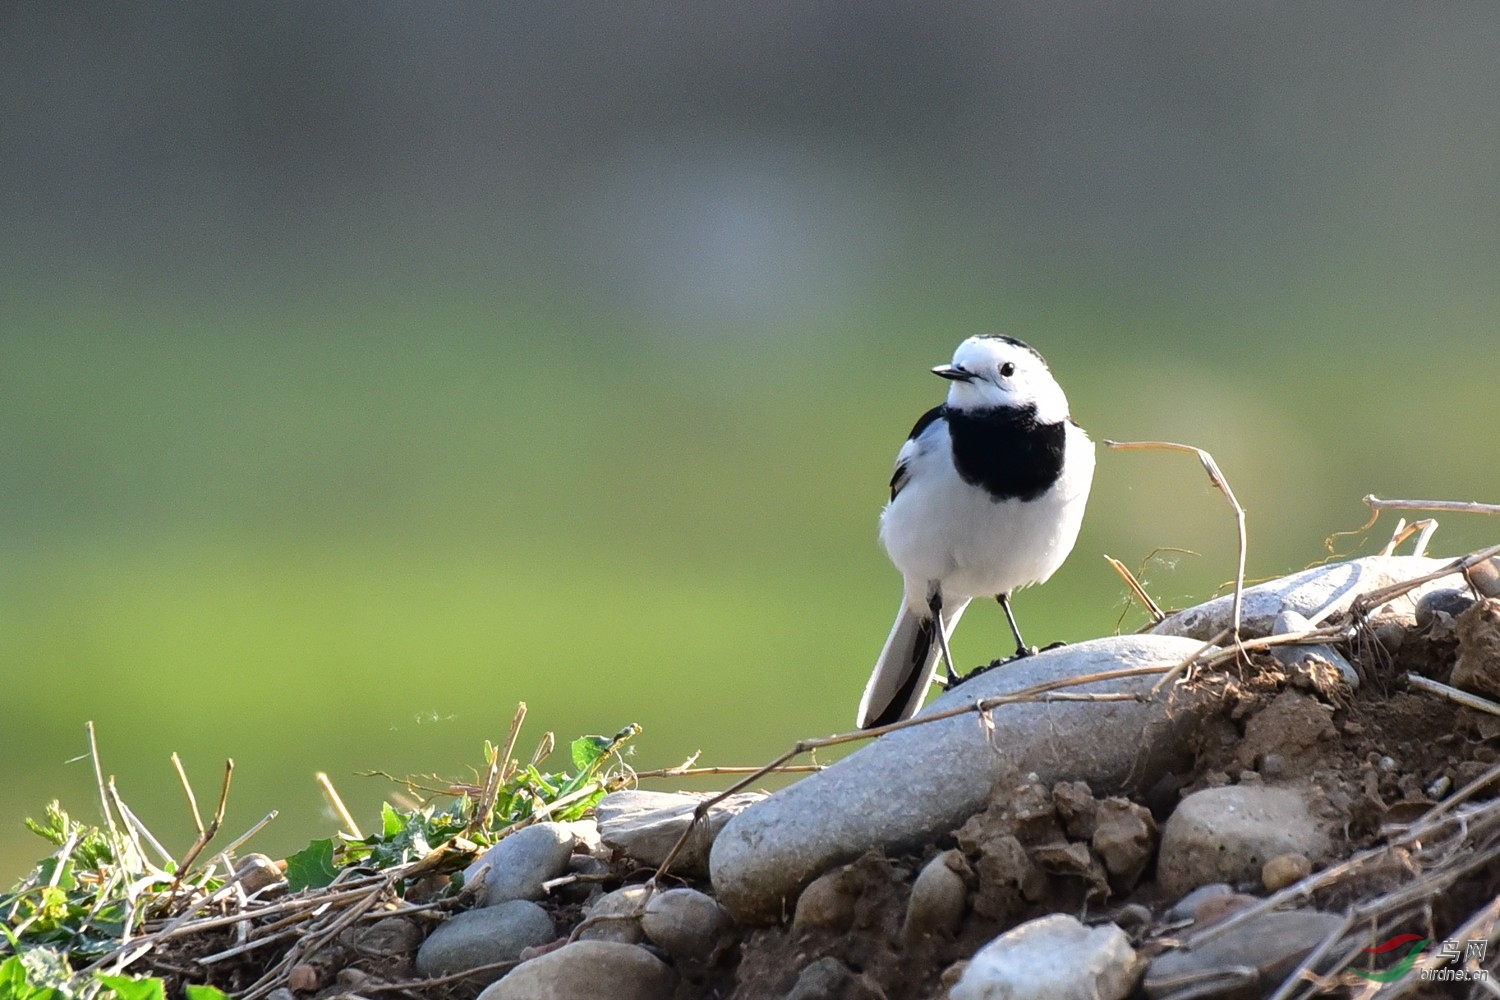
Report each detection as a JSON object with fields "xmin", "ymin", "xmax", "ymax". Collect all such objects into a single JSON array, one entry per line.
[{"xmin": 3, "ymin": 283, "xmax": 1497, "ymax": 881}]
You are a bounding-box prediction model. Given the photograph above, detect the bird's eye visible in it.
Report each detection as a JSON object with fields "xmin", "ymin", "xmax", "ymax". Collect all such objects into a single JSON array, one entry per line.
[{"xmin": 1000, "ymin": 362, "xmax": 1016, "ymax": 378}]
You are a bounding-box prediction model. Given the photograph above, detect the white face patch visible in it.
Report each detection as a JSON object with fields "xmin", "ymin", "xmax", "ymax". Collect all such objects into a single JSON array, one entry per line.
[{"xmin": 943, "ymin": 335, "xmax": 1071, "ymax": 424}]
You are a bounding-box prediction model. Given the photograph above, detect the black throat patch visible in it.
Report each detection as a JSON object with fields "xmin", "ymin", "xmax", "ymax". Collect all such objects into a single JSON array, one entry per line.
[{"xmin": 945, "ymin": 404, "xmax": 1067, "ymax": 502}]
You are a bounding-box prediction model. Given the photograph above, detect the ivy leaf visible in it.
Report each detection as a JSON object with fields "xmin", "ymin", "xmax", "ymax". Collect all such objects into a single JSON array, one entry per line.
[
  {"xmin": 284, "ymin": 839, "xmax": 339, "ymax": 891},
  {"xmin": 184, "ymin": 985, "xmax": 234, "ymax": 1000},
  {"xmin": 569, "ymin": 735, "xmax": 612, "ymax": 772},
  {"xmin": 95, "ymin": 976, "xmax": 166, "ymax": 1000}
]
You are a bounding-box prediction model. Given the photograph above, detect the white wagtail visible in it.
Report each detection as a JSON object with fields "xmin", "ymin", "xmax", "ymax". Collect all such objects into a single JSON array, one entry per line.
[{"xmin": 855, "ymin": 335, "xmax": 1095, "ymax": 729}]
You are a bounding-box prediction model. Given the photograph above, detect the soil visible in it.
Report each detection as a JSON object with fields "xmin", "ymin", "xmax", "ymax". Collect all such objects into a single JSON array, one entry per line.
[{"xmin": 149, "ymin": 597, "xmax": 1500, "ymax": 1000}]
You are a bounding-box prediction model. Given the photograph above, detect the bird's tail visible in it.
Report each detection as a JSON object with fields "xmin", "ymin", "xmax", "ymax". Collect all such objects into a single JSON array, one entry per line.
[{"xmin": 856, "ymin": 599, "xmax": 969, "ymax": 729}]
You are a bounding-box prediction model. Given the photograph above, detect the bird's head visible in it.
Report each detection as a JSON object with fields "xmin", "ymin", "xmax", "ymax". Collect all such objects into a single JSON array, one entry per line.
[{"xmin": 932, "ymin": 335, "xmax": 1070, "ymax": 423}]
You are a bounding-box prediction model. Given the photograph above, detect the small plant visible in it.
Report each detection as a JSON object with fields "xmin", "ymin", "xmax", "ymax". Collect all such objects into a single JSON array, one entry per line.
[{"xmin": 1, "ymin": 709, "xmax": 640, "ymax": 999}]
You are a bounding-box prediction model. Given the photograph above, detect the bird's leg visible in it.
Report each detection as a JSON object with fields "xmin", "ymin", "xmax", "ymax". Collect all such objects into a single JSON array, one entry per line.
[
  {"xmin": 997, "ymin": 593, "xmax": 1034, "ymax": 659},
  {"xmin": 927, "ymin": 589, "xmax": 960, "ymax": 687}
]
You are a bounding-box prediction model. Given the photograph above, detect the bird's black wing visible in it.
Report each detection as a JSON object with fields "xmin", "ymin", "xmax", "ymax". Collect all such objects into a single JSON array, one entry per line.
[{"xmin": 889, "ymin": 405, "xmax": 946, "ymax": 501}]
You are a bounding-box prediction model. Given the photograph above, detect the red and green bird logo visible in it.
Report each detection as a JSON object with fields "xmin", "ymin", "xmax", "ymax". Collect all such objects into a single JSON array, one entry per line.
[{"xmin": 1351, "ymin": 934, "xmax": 1431, "ymax": 983}]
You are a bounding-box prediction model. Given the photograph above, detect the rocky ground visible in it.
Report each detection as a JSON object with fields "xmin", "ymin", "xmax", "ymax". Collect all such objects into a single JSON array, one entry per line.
[{"xmin": 151, "ymin": 554, "xmax": 1500, "ymax": 999}]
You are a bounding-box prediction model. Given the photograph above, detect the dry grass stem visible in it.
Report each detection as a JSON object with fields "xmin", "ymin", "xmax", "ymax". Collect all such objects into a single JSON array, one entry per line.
[
  {"xmin": 1104, "ymin": 554, "xmax": 1166, "ymax": 623},
  {"xmin": 1103, "ymin": 440, "xmax": 1247, "ymax": 646},
  {"xmin": 1365, "ymin": 495, "xmax": 1500, "ymax": 518},
  {"xmin": 316, "ymin": 772, "xmax": 363, "ymax": 840},
  {"xmin": 1349, "ymin": 543, "xmax": 1500, "ymax": 617},
  {"xmin": 1405, "ymin": 673, "xmax": 1500, "ymax": 718}
]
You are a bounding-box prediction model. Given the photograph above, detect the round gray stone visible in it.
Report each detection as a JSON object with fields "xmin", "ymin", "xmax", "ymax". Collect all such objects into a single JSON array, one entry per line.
[
  {"xmin": 476, "ymin": 940, "xmax": 676, "ymax": 1000},
  {"xmin": 952, "ymin": 914, "xmax": 1139, "ymax": 1000},
  {"xmin": 596, "ymin": 789, "xmax": 763, "ymax": 876},
  {"xmin": 640, "ymin": 887, "xmax": 730, "ymax": 959},
  {"xmin": 415, "ymin": 901, "xmax": 556, "ymax": 983},
  {"xmin": 1157, "ymin": 785, "xmax": 1332, "ymax": 896},
  {"xmin": 1153, "ymin": 555, "xmax": 1454, "ymax": 641},
  {"xmin": 710, "ymin": 634, "xmax": 1220, "ymax": 924},
  {"xmin": 464, "ymin": 822, "xmax": 577, "ymax": 905}
]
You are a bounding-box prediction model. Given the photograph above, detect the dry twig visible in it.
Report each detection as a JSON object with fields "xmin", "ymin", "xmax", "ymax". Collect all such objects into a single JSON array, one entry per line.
[{"xmin": 1104, "ymin": 440, "xmax": 1248, "ymax": 647}]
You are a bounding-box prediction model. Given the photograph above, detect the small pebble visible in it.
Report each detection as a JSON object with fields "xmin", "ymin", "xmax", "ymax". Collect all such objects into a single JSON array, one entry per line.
[
  {"xmin": 233, "ymin": 854, "xmax": 283, "ymax": 894},
  {"xmin": 1262, "ymin": 853, "xmax": 1313, "ymax": 891},
  {"xmin": 902, "ymin": 850, "xmax": 969, "ymax": 944},
  {"xmin": 1426, "ymin": 774, "xmax": 1453, "ymax": 799},
  {"xmin": 286, "ymin": 964, "xmax": 319, "ymax": 992},
  {"xmin": 1416, "ymin": 587, "xmax": 1477, "ymax": 627},
  {"xmin": 641, "ymin": 887, "xmax": 730, "ymax": 960}
]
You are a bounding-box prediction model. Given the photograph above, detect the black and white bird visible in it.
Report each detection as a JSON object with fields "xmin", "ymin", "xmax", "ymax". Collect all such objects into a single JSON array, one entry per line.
[{"xmin": 855, "ymin": 335, "xmax": 1095, "ymax": 729}]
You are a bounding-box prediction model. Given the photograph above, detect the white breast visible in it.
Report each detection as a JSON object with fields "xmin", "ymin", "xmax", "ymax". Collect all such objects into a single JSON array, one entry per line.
[{"xmin": 880, "ymin": 420, "xmax": 1094, "ymax": 609}]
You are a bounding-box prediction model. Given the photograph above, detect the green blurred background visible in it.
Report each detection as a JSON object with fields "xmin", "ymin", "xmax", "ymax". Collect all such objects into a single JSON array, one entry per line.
[{"xmin": 4, "ymin": 4, "xmax": 1499, "ymax": 882}]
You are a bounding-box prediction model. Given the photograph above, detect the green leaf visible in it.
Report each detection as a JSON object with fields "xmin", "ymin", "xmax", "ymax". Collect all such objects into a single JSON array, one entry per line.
[
  {"xmin": 95, "ymin": 976, "xmax": 166, "ymax": 1000},
  {"xmin": 381, "ymin": 802, "xmax": 404, "ymax": 839},
  {"xmin": 284, "ymin": 839, "xmax": 340, "ymax": 891},
  {"xmin": 183, "ymin": 985, "xmax": 233, "ymax": 1000},
  {"xmin": 569, "ymin": 735, "xmax": 611, "ymax": 772}
]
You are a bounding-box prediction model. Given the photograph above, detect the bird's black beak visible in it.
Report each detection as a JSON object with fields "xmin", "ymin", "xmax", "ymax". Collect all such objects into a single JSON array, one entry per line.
[{"xmin": 931, "ymin": 364, "xmax": 974, "ymax": 382}]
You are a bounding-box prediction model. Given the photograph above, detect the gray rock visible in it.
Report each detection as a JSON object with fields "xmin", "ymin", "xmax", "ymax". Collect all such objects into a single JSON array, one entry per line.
[
  {"xmin": 785, "ymin": 957, "xmax": 883, "ymax": 1000},
  {"xmin": 1091, "ymin": 798, "xmax": 1156, "ymax": 893},
  {"xmin": 1468, "ymin": 555, "xmax": 1500, "ymax": 598},
  {"xmin": 1415, "ymin": 587, "xmax": 1477, "ymax": 627},
  {"xmin": 951, "ymin": 914, "xmax": 1140, "ymax": 1000},
  {"xmin": 476, "ymin": 940, "xmax": 676, "ymax": 1000},
  {"xmin": 1153, "ymin": 555, "xmax": 1455, "ymax": 641},
  {"xmin": 902, "ymin": 850, "xmax": 968, "ymax": 944},
  {"xmin": 232, "ymin": 853, "xmax": 283, "ymax": 894},
  {"xmin": 1268, "ymin": 609, "xmax": 1358, "ymax": 688},
  {"xmin": 790, "ymin": 865, "xmax": 862, "ymax": 934},
  {"xmin": 711, "ymin": 635, "xmax": 1219, "ymax": 924},
  {"xmin": 1166, "ymin": 883, "xmax": 1234, "ymax": 922},
  {"xmin": 1157, "ymin": 785, "xmax": 1332, "ymax": 896},
  {"xmin": 349, "ymin": 916, "xmax": 423, "ymax": 957},
  {"xmin": 415, "ymin": 901, "xmax": 556, "ymax": 984},
  {"xmin": 641, "ymin": 887, "xmax": 731, "ymax": 960},
  {"xmin": 596, "ymin": 789, "xmax": 764, "ymax": 876},
  {"xmin": 464, "ymin": 822, "xmax": 577, "ymax": 905},
  {"xmin": 1144, "ymin": 909, "xmax": 1348, "ymax": 998},
  {"xmin": 577, "ymin": 885, "xmax": 649, "ymax": 944}
]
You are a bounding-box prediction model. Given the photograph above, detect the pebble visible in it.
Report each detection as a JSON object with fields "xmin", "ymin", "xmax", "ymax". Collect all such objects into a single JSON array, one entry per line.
[
  {"xmin": 463, "ymin": 822, "xmax": 577, "ymax": 905},
  {"xmin": 414, "ymin": 901, "xmax": 556, "ymax": 984},
  {"xmin": 232, "ymin": 853, "xmax": 283, "ymax": 894},
  {"xmin": 951, "ymin": 914, "xmax": 1140, "ymax": 1000},
  {"xmin": 902, "ymin": 850, "xmax": 969, "ymax": 945},
  {"xmin": 1157, "ymin": 785, "xmax": 1332, "ymax": 896},
  {"xmin": 596, "ymin": 789, "xmax": 763, "ymax": 876},
  {"xmin": 641, "ymin": 887, "xmax": 731, "ymax": 960},
  {"xmin": 1268, "ymin": 610, "xmax": 1359, "ymax": 688},
  {"xmin": 476, "ymin": 940, "xmax": 676, "ymax": 1000},
  {"xmin": 1144, "ymin": 908, "xmax": 1346, "ymax": 998},
  {"xmin": 790, "ymin": 865, "xmax": 861, "ymax": 934},
  {"xmin": 349, "ymin": 916, "xmax": 423, "ymax": 957},
  {"xmin": 576, "ymin": 884, "xmax": 649, "ymax": 944},
  {"xmin": 1261, "ymin": 852, "xmax": 1312, "ymax": 891},
  {"xmin": 1166, "ymin": 882, "xmax": 1234, "ymax": 922},
  {"xmin": 1416, "ymin": 587, "xmax": 1477, "ymax": 627},
  {"xmin": 1153, "ymin": 555, "xmax": 1455, "ymax": 641},
  {"xmin": 785, "ymin": 957, "xmax": 884, "ymax": 1000},
  {"xmin": 710, "ymin": 635, "xmax": 1221, "ymax": 924}
]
